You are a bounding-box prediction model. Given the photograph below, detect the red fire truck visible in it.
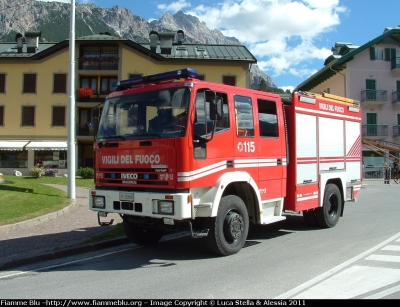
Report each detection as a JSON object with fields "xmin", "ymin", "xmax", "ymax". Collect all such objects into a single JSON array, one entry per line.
[{"xmin": 89, "ymin": 68, "xmax": 362, "ymax": 256}]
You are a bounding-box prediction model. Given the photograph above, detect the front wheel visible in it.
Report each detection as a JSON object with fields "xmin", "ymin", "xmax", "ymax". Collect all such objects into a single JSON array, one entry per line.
[
  {"xmin": 204, "ymin": 195, "xmax": 249, "ymax": 256},
  {"xmin": 123, "ymin": 217, "xmax": 164, "ymax": 245},
  {"xmin": 315, "ymin": 183, "xmax": 342, "ymax": 228}
]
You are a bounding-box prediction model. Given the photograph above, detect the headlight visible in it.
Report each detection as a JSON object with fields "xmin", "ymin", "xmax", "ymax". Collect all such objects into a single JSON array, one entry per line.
[
  {"xmin": 93, "ymin": 196, "xmax": 105, "ymax": 209},
  {"xmin": 152, "ymin": 200, "xmax": 174, "ymax": 215}
]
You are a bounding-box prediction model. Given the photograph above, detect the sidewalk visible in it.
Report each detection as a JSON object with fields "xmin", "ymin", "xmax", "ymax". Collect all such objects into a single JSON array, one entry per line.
[{"xmin": 0, "ymin": 184, "xmax": 126, "ymax": 270}]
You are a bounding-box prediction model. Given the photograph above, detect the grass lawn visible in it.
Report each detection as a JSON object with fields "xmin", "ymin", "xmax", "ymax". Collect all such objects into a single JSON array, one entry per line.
[{"xmin": 0, "ymin": 175, "xmax": 95, "ymax": 226}]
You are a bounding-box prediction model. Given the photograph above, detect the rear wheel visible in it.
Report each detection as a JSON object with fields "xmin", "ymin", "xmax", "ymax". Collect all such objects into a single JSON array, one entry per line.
[
  {"xmin": 204, "ymin": 195, "xmax": 249, "ymax": 256},
  {"xmin": 123, "ymin": 217, "xmax": 164, "ymax": 245},
  {"xmin": 315, "ymin": 183, "xmax": 342, "ymax": 228}
]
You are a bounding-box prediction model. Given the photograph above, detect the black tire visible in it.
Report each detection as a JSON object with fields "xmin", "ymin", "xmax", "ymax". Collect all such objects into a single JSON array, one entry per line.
[
  {"xmin": 315, "ymin": 183, "xmax": 342, "ymax": 228},
  {"xmin": 123, "ymin": 217, "xmax": 164, "ymax": 245},
  {"xmin": 303, "ymin": 209, "xmax": 318, "ymax": 227},
  {"xmin": 204, "ymin": 195, "xmax": 249, "ymax": 256}
]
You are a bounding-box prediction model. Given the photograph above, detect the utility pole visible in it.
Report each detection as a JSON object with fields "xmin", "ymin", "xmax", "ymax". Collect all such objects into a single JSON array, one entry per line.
[{"xmin": 67, "ymin": 0, "xmax": 76, "ymax": 199}]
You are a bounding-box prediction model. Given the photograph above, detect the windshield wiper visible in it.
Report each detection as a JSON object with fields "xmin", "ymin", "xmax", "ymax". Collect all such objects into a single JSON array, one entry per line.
[{"xmin": 102, "ymin": 135, "xmax": 126, "ymax": 140}]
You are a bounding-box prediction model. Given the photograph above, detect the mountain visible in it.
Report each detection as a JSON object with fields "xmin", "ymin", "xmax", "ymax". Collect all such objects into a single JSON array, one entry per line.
[{"xmin": 0, "ymin": 0, "xmax": 277, "ymax": 88}]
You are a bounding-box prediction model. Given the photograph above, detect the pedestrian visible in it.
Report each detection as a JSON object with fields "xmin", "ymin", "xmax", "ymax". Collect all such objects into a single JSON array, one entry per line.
[{"xmin": 384, "ymin": 162, "xmax": 390, "ymax": 184}]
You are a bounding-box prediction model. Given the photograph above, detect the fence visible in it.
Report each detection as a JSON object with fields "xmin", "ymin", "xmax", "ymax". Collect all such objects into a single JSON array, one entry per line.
[{"xmin": 363, "ymin": 166, "xmax": 396, "ymax": 183}]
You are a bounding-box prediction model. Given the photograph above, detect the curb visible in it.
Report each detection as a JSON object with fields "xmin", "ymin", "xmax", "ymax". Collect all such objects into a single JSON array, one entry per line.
[
  {"xmin": 0, "ymin": 199, "xmax": 78, "ymax": 234},
  {"xmin": 0, "ymin": 237, "xmax": 130, "ymax": 271}
]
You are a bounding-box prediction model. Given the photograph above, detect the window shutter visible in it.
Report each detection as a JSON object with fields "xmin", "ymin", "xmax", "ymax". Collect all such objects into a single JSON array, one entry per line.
[
  {"xmin": 22, "ymin": 106, "xmax": 35, "ymax": 126},
  {"xmin": 369, "ymin": 47, "xmax": 375, "ymax": 60},
  {"xmin": 391, "ymin": 48, "xmax": 397, "ymax": 62},
  {"xmin": 0, "ymin": 74, "xmax": 5, "ymax": 93},
  {"xmin": 52, "ymin": 106, "xmax": 66, "ymax": 126},
  {"xmin": 54, "ymin": 74, "xmax": 67, "ymax": 93},
  {"xmin": 385, "ymin": 48, "xmax": 391, "ymax": 61},
  {"xmin": 23, "ymin": 74, "xmax": 36, "ymax": 93},
  {"xmin": 0, "ymin": 106, "xmax": 4, "ymax": 126},
  {"xmin": 128, "ymin": 74, "xmax": 142, "ymax": 79}
]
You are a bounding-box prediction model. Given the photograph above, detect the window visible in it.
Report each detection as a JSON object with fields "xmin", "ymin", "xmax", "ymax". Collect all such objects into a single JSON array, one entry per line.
[
  {"xmin": 22, "ymin": 106, "xmax": 35, "ymax": 126},
  {"xmin": 223, "ymin": 75, "xmax": 236, "ymax": 86},
  {"xmin": 258, "ymin": 99, "xmax": 278, "ymax": 137},
  {"xmin": 0, "ymin": 106, "xmax": 4, "ymax": 126},
  {"xmin": 375, "ymin": 48, "xmax": 384, "ymax": 60},
  {"xmin": 100, "ymin": 76, "xmax": 117, "ymax": 95},
  {"xmin": 0, "ymin": 150, "xmax": 28, "ymax": 168},
  {"xmin": 197, "ymin": 75, "xmax": 205, "ymax": 81},
  {"xmin": 80, "ymin": 77, "xmax": 98, "ymax": 94},
  {"xmin": 366, "ymin": 112, "xmax": 377, "ymax": 136},
  {"xmin": 366, "ymin": 79, "xmax": 376, "ymax": 100},
  {"xmin": 23, "ymin": 73, "xmax": 37, "ymax": 93},
  {"xmin": 0, "ymin": 73, "xmax": 5, "ymax": 93},
  {"xmin": 370, "ymin": 47, "xmax": 384, "ymax": 61},
  {"xmin": 234, "ymin": 95, "xmax": 254, "ymax": 137},
  {"xmin": 52, "ymin": 106, "xmax": 66, "ymax": 126},
  {"xmin": 35, "ymin": 151, "xmax": 67, "ymax": 169},
  {"xmin": 53, "ymin": 73, "xmax": 67, "ymax": 94},
  {"xmin": 194, "ymin": 91, "xmax": 229, "ymax": 136}
]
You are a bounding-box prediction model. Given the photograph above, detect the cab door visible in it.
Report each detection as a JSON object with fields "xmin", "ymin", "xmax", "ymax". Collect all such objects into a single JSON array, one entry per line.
[
  {"xmin": 233, "ymin": 94, "xmax": 258, "ymax": 182},
  {"xmin": 255, "ymin": 97, "xmax": 285, "ymax": 200}
]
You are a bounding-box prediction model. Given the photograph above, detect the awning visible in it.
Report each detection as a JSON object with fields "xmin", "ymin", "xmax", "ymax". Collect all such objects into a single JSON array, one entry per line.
[
  {"xmin": 25, "ymin": 141, "xmax": 68, "ymax": 151},
  {"xmin": 0, "ymin": 140, "xmax": 30, "ymax": 151}
]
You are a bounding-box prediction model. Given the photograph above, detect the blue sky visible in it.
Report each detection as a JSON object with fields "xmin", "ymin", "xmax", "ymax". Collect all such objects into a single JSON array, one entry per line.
[{"xmin": 37, "ymin": 0, "xmax": 400, "ymax": 91}]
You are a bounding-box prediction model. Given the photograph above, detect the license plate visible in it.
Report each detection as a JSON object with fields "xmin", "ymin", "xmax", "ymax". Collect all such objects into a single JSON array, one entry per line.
[{"xmin": 119, "ymin": 192, "xmax": 134, "ymax": 201}]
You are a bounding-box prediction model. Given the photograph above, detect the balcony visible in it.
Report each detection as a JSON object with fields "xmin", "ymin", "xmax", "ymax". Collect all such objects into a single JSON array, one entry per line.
[
  {"xmin": 77, "ymin": 88, "xmax": 108, "ymax": 104},
  {"xmin": 392, "ymin": 91, "xmax": 400, "ymax": 110},
  {"xmin": 360, "ymin": 90, "xmax": 388, "ymax": 110},
  {"xmin": 391, "ymin": 56, "xmax": 400, "ymax": 77},
  {"xmin": 362, "ymin": 124, "xmax": 388, "ymax": 140}
]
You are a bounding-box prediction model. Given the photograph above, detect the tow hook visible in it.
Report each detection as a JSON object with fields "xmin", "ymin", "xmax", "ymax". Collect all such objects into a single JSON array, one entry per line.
[{"xmin": 97, "ymin": 211, "xmax": 114, "ymax": 226}]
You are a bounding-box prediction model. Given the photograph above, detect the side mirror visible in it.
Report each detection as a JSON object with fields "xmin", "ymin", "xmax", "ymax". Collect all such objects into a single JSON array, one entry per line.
[
  {"xmin": 91, "ymin": 108, "xmax": 100, "ymax": 118},
  {"xmin": 210, "ymin": 97, "xmax": 223, "ymax": 120}
]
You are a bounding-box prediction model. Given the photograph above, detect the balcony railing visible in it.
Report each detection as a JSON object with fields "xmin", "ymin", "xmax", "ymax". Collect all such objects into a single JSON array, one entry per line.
[
  {"xmin": 393, "ymin": 91, "xmax": 400, "ymax": 104},
  {"xmin": 362, "ymin": 124, "xmax": 388, "ymax": 138},
  {"xmin": 77, "ymin": 91, "xmax": 108, "ymax": 103},
  {"xmin": 76, "ymin": 123, "xmax": 94, "ymax": 136},
  {"xmin": 78, "ymin": 56, "xmax": 119, "ymax": 70},
  {"xmin": 360, "ymin": 90, "xmax": 387, "ymax": 102},
  {"xmin": 391, "ymin": 56, "xmax": 400, "ymax": 71}
]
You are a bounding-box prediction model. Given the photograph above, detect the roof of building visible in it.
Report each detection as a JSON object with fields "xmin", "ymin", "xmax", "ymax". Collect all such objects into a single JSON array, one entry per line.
[
  {"xmin": 296, "ymin": 26, "xmax": 400, "ymax": 91},
  {"xmin": 0, "ymin": 32, "xmax": 257, "ymax": 63}
]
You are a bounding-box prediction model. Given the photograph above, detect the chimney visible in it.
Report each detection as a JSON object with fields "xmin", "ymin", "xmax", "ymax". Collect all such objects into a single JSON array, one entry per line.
[
  {"xmin": 16, "ymin": 33, "xmax": 24, "ymax": 53},
  {"xmin": 25, "ymin": 31, "xmax": 41, "ymax": 53},
  {"xmin": 149, "ymin": 31, "xmax": 159, "ymax": 53},
  {"xmin": 176, "ymin": 30, "xmax": 184, "ymax": 45},
  {"xmin": 158, "ymin": 32, "xmax": 175, "ymax": 54}
]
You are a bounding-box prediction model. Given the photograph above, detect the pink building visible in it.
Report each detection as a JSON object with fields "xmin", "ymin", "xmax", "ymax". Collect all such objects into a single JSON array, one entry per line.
[{"xmin": 297, "ymin": 26, "xmax": 400, "ymax": 168}]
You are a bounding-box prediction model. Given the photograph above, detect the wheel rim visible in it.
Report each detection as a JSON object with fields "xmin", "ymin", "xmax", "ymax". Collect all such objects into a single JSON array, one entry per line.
[
  {"xmin": 223, "ymin": 210, "xmax": 244, "ymax": 243},
  {"xmin": 327, "ymin": 193, "xmax": 339, "ymax": 218}
]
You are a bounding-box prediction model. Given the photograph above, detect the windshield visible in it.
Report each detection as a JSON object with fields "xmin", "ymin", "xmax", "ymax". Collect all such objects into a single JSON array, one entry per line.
[{"xmin": 97, "ymin": 87, "xmax": 190, "ymax": 140}]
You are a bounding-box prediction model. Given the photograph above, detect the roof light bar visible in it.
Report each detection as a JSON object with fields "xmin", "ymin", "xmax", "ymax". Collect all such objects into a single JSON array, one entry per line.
[{"xmin": 113, "ymin": 68, "xmax": 199, "ymax": 90}]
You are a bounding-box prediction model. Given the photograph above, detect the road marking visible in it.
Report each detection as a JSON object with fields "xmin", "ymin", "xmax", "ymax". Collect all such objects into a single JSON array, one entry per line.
[
  {"xmin": 274, "ymin": 231, "xmax": 400, "ymax": 299},
  {"xmin": 289, "ymin": 266, "xmax": 400, "ymax": 299}
]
